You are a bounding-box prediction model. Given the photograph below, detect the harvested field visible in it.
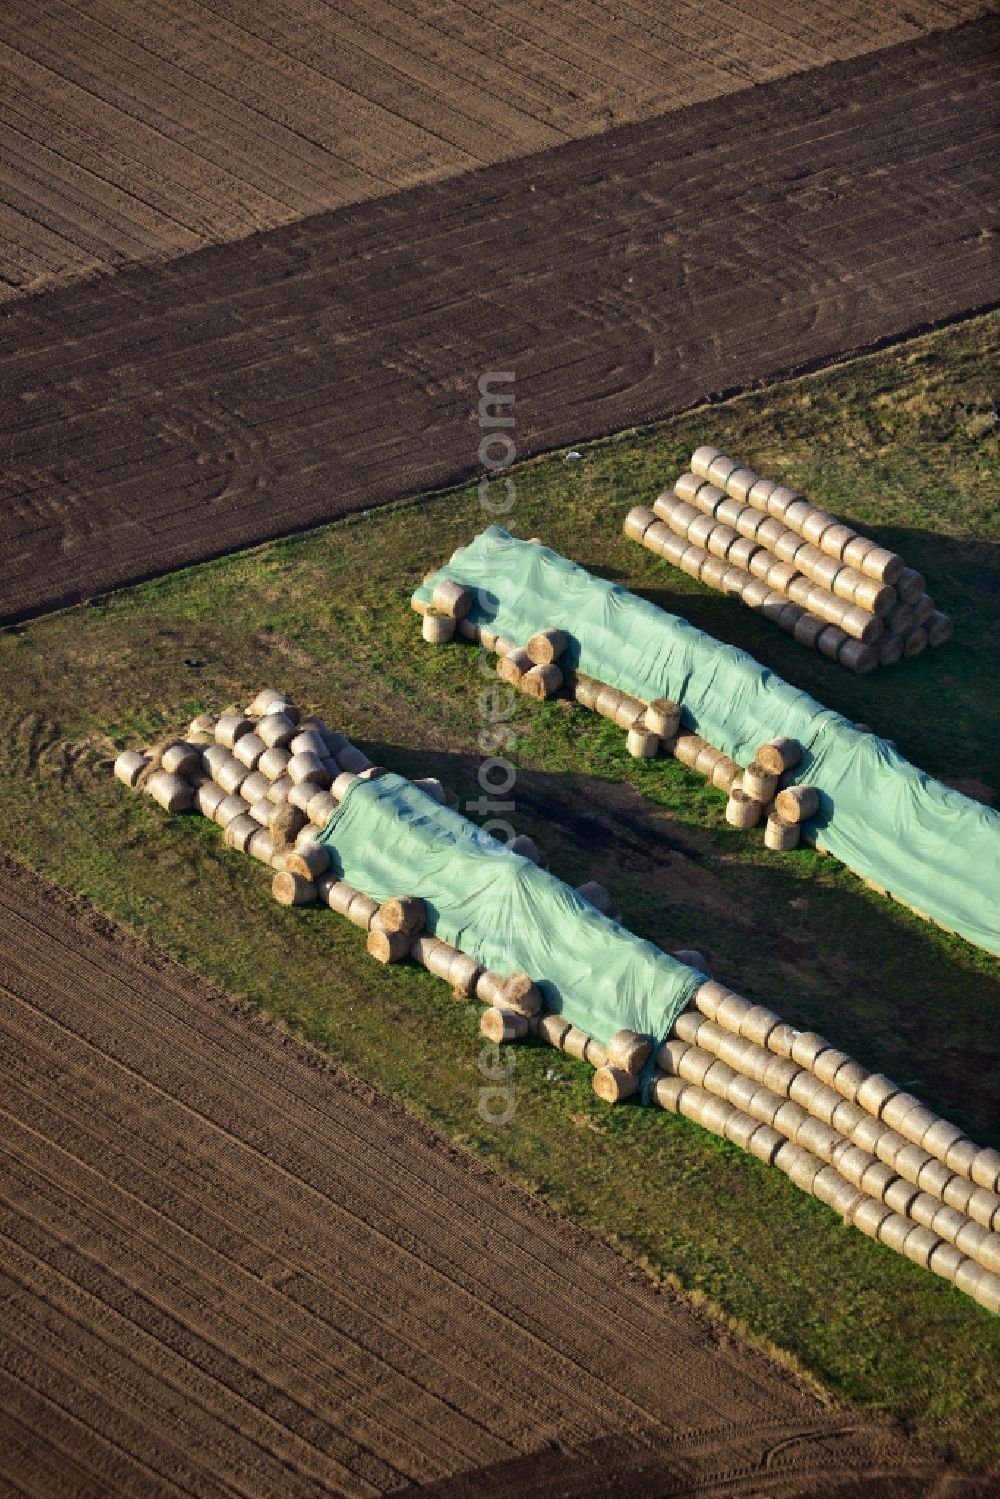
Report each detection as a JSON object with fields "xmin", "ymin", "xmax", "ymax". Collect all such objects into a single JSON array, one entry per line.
[
  {"xmin": 0, "ymin": 855, "xmax": 975, "ymax": 1498},
  {"xmin": 2, "ymin": 16, "xmax": 998, "ymax": 625},
  {"xmin": 0, "ymin": 0, "xmax": 986, "ymax": 300}
]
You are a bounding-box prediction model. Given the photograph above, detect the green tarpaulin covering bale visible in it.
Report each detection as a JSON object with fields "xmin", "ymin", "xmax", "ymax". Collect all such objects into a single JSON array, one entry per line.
[{"xmin": 412, "ymin": 528, "xmax": 1000, "ymax": 957}]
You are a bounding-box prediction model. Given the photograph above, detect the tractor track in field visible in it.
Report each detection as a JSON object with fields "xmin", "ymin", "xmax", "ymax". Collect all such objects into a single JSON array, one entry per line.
[
  {"xmin": 0, "ymin": 852, "xmax": 987, "ymax": 1497},
  {"xmin": 1, "ymin": 15, "xmax": 998, "ymax": 625}
]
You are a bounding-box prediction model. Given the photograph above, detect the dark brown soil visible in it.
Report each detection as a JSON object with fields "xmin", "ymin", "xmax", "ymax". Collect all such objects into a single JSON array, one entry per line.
[
  {"xmin": 0, "ymin": 0, "xmax": 985, "ymax": 300},
  {"xmin": 0, "ymin": 852, "xmax": 981, "ymax": 1498},
  {"xmin": 1, "ymin": 15, "xmax": 998, "ymax": 626}
]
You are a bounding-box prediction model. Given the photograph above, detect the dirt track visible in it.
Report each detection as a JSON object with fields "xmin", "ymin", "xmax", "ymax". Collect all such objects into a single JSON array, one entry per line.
[
  {"xmin": 2, "ymin": 15, "xmax": 998, "ymax": 625},
  {"xmin": 0, "ymin": 0, "xmax": 984, "ymax": 300},
  {"xmin": 0, "ymin": 853, "xmax": 983, "ymax": 1498}
]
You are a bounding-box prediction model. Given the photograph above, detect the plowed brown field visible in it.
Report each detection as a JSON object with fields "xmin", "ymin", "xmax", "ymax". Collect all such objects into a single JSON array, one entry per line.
[
  {"xmin": 0, "ymin": 854, "xmax": 986, "ymax": 1498},
  {"xmin": 0, "ymin": 0, "xmax": 985, "ymax": 300},
  {"xmin": 2, "ymin": 15, "xmax": 998, "ymax": 625}
]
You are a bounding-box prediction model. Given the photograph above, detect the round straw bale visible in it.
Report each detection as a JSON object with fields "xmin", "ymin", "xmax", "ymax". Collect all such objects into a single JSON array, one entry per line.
[
  {"xmin": 249, "ymin": 795, "xmax": 278, "ymax": 829},
  {"xmin": 374, "ymin": 895, "xmax": 425, "ymax": 936},
  {"xmin": 606, "ymin": 1029, "xmax": 652, "ymax": 1074},
  {"xmin": 704, "ymin": 523, "xmax": 738, "ymax": 561},
  {"xmin": 216, "ymin": 713, "xmax": 255, "ymax": 749},
  {"xmin": 773, "ymin": 529, "xmax": 806, "ymax": 567},
  {"xmin": 625, "ymin": 505, "xmax": 657, "ymax": 542},
  {"xmin": 876, "ymin": 1212, "xmax": 913, "ymax": 1254},
  {"xmin": 644, "ymin": 698, "xmax": 681, "ymax": 737},
  {"xmin": 198, "ymin": 741, "xmax": 229, "ymax": 777},
  {"xmin": 288, "ymin": 782, "xmax": 315, "ymax": 813},
  {"xmin": 926, "ymin": 610, "xmax": 953, "ymax": 647},
  {"xmin": 576, "ymin": 880, "xmax": 611, "ymax": 913},
  {"xmin": 691, "ymin": 445, "xmax": 723, "ymax": 479},
  {"xmin": 697, "ymin": 555, "xmax": 727, "ymax": 591},
  {"xmin": 758, "ymin": 740, "xmax": 803, "ymax": 779},
  {"xmin": 530, "ymin": 1014, "xmax": 567, "ymax": 1051},
  {"xmin": 217, "ymin": 755, "xmax": 253, "ymax": 796},
  {"xmin": 481, "ymin": 1008, "xmax": 529, "ymax": 1043},
  {"xmin": 800, "ymin": 511, "xmax": 836, "ymax": 545},
  {"xmin": 521, "ymin": 626, "xmax": 568, "ymax": 668},
  {"xmin": 143, "ymin": 769, "xmax": 193, "ymax": 814},
  {"xmin": 842, "ymin": 536, "xmax": 875, "ymax": 572},
  {"xmin": 430, "ymin": 579, "xmax": 473, "ymax": 620},
  {"xmin": 248, "ymin": 688, "xmax": 286, "ymax": 716},
  {"xmin": 778, "ymin": 498, "xmax": 810, "ymax": 533},
  {"xmin": 725, "ymin": 789, "xmax": 760, "ymax": 828},
  {"xmin": 747, "ymin": 1124, "xmax": 783, "ymax": 1165},
  {"xmin": 415, "ymin": 936, "xmax": 456, "ymax": 979},
  {"xmin": 893, "ymin": 563, "xmax": 923, "ymax": 605},
  {"xmin": 731, "ymin": 539, "xmax": 761, "ymax": 572},
  {"xmin": 496, "ymin": 974, "xmax": 542, "ymax": 1017},
  {"xmin": 711, "ymin": 755, "xmax": 740, "ymax": 791},
  {"xmin": 285, "ymin": 751, "xmax": 327, "ymax": 788},
  {"xmin": 223, "ymin": 812, "xmax": 258, "ymax": 853},
  {"xmin": 761, "ymin": 486, "xmax": 794, "ymax": 522},
  {"xmin": 673, "ymin": 473, "xmax": 705, "ymax": 503},
  {"xmin": 809, "ymin": 553, "xmax": 844, "ymax": 592},
  {"xmin": 257, "ymin": 746, "xmax": 292, "ymax": 784},
  {"xmin": 772, "ymin": 1099, "xmax": 810, "ymax": 1139},
  {"xmin": 229, "ymin": 732, "xmax": 264, "ymax": 772},
  {"xmin": 850, "ymin": 1197, "xmax": 892, "ymax": 1239},
  {"xmin": 627, "ymin": 724, "xmax": 659, "ymax": 758},
  {"xmin": 214, "ymin": 792, "xmax": 249, "ymax": 827},
  {"xmin": 741, "ymin": 578, "xmax": 769, "ymax": 610},
  {"xmin": 793, "ymin": 612, "xmax": 825, "ymax": 648},
  {"xmin": 367, "ymin": 928, "xmax": 412, "ymax": 963},
  {"xmin": 733, "ymin": 508, "xmax": 765, "ymax": 544},
  {"xmin": 712, "ymin": 496, "xmax": 742, "ymax": 529},
  {"xmin": 838, "ymin": 639, "xmax": 878, "ymax": 674},
  {"xmin": 749, "ymin": 549, "xmax": 773, "ymax": 581},
  {"xmin": 270, "ymin": 774, "xmax": 296, "ymax": 806},
  {"xmin": 114, "ymin": 749, "xmax": 149, "ymax": 787},
  {"xmin": 718, "ymin": 565, "xmax": 748, "ymax": 597},
  {"xmin": 903, "ymin": 626, "xmax": 927, "ymax": 658},
  {"xmin": 287, "ymin": 731, "xmax": 325, "ymax": 760},
  {"xmin": 695, "ymin": 483, "xmax": 728, "ymax": 518},
  {"xmin": 944, "ymin": 1137, "xmax": 979, "ymax": 1178},
  {"xmin": 593, "ymin": 1067, "xmax": 640, "ymax": 1104},
  {"xmin": 726, "ymin": 467, "xmax": 758, "ymax": 503},
  {"xmin": 817, "ymin": 522, "xmax": 853, "ymax": 560},
  {"xmin": 811, "ymin": 1164, "xmax": 853, "ymax": 1209},
  {"xmin": 830, "ymin": 566, "xmax": 864, "ymax": 603},
  {"xmin": 257, "ymin": 712, "xmax": 296, "ymax": 749},
  {"xmin": 272, "ymin": 870, "xmax": 316, "ymax": 906},
  {"xmin": 884, "ymin": 599, "xmax": 914, "ymax": 635},
  {"xmin": 666, "ymin": 498, "xmax": 699, "ymax": 533},
  {"xmin": 195, "ymin": 780, "xmax": 225, "ymax": 819},
  {"xmin": 679, "ymin": 543, "xmax": 706, "ymax": 578},
  {"xmin": 673, "ymin": 733, "xmax": 705, "ymax": 769},
  {"xmin": 773, "ymin": 785, "xmax": 819, "ymax": 823},
  {"xmin": 318, "ymin": 879, "xmax": 352, "ymax": 916},
  {"xmin": 269, "ymin": 801, "xmax": 307, "ymax": 853},
  {"xmin": 448, "ymin": 952, "xmax": 482, "ymax": 999},
  {"xmin": 423, "ymin": 610, "xmax": 457, "ymax": 645},
  {"xmin": 876, "ymin": 631, "xmax": 903, "ymax": 666},
  {"xmin": 776, "ymin": 603, "xmax": 804, "ymax": 633},
  {"xmin": 927, "ymin": 1242, "xmax": 965, "ymax": 1283},
  {"xmin": 971, "ymin": 1148, "xmax": 1000, "ymax": 1194},
  {"xmin": 920, "ymin": 1118, "xmax": 965, "ymax": 1162},
  {"xmin": 764, "ymin": 814, "xmax": 800, "ymax": 850},
  {"xmin": 745, "ymin": 477, "xmax": 775, "ymax": 510},
  {"xmin": 785, "ymin": 575, "xmax": 813, "ymax": 609},
  {"xmin": 307, "ymin": 791, "xmax": 337, "ymax": 827},
  {"xmin": 520, "ymin": 663, "xmax": 563, "ymax": 701},
  {"xmin": 663, "ymin": 533, "xmax": 693, "ymax": 568},
  {"xmin": 840, "ymin": 605, "xmax": 882, "ymax": 645},
  {"xmin": 687, "ymin": 513, "xmax": 715, "ymax": 549},
  {"xmin": 708, "ymin": 455, "xmax": 741, "ymax": 488},
  {"xmin": 238, "ymin": 770, "xmax": 269, "ymax": 806},
  {"xmin": 284, "ymin": 843, "xmax": 331, "ymax": 881},
  {"xmin": 339, "ymin": 891, "xmax": 375, "ymax": 930},
  {"xmin": 497, "ymin": 647, "xmax": 532, "ymax": 686},
  {"xmin": 158, "ymin": 741, "xmax": 200, "ymax": 778},
  {"xmin": 860, "ymin": 546, "xmax": 903, "ymax": 585},
  {"xmin": 653, "ymin": 1074, "xmax": 688, "ymax": 1112},
  {"xmin": 562, "ymin": 1027, "xmax": 591, "ymax": 1062},
  {"xmin": 853, "ymin": 1072, "xmax": 899, "ymax": 1118},
  {"xmin": 188, "ymin": 712, "xmax": 218, "ymax": 739},
  {"xmin": 742, "ymin": 763, "xmax": 778, "ymax": 802},
  {"xmin": 852, "ymin": 576, "xmax": 895, "ymax": 616},
  {"xmin": 694, "ymin": 743, "xmax": 722, "ymax": 778},
  {"xmin": 776, "ymin": 1142, "xmax": 824, "ymax": 1192}
]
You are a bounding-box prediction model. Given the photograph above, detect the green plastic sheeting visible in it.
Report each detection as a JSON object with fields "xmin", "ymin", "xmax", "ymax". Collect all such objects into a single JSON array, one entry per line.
[
  {"xmin": 413, "ymin": 528, "xmax": 1000, "ymax": 956},
  {"xmin": 317, "ymin": 773, "xmax": 703, "ymax": 1056}
]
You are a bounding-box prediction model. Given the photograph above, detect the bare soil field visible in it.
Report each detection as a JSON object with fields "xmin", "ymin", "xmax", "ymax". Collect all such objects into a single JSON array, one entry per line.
[
  {"xmin": 0, "ymin": 0, "xmax": 985, "ymax": 300},
  {"xmin": 0, "ymin": 852, "xmax": 989, "ymax": 1497},
  {"xmin": 2, "ymin": 16, "xmax": 998, "ymax": 625}
]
